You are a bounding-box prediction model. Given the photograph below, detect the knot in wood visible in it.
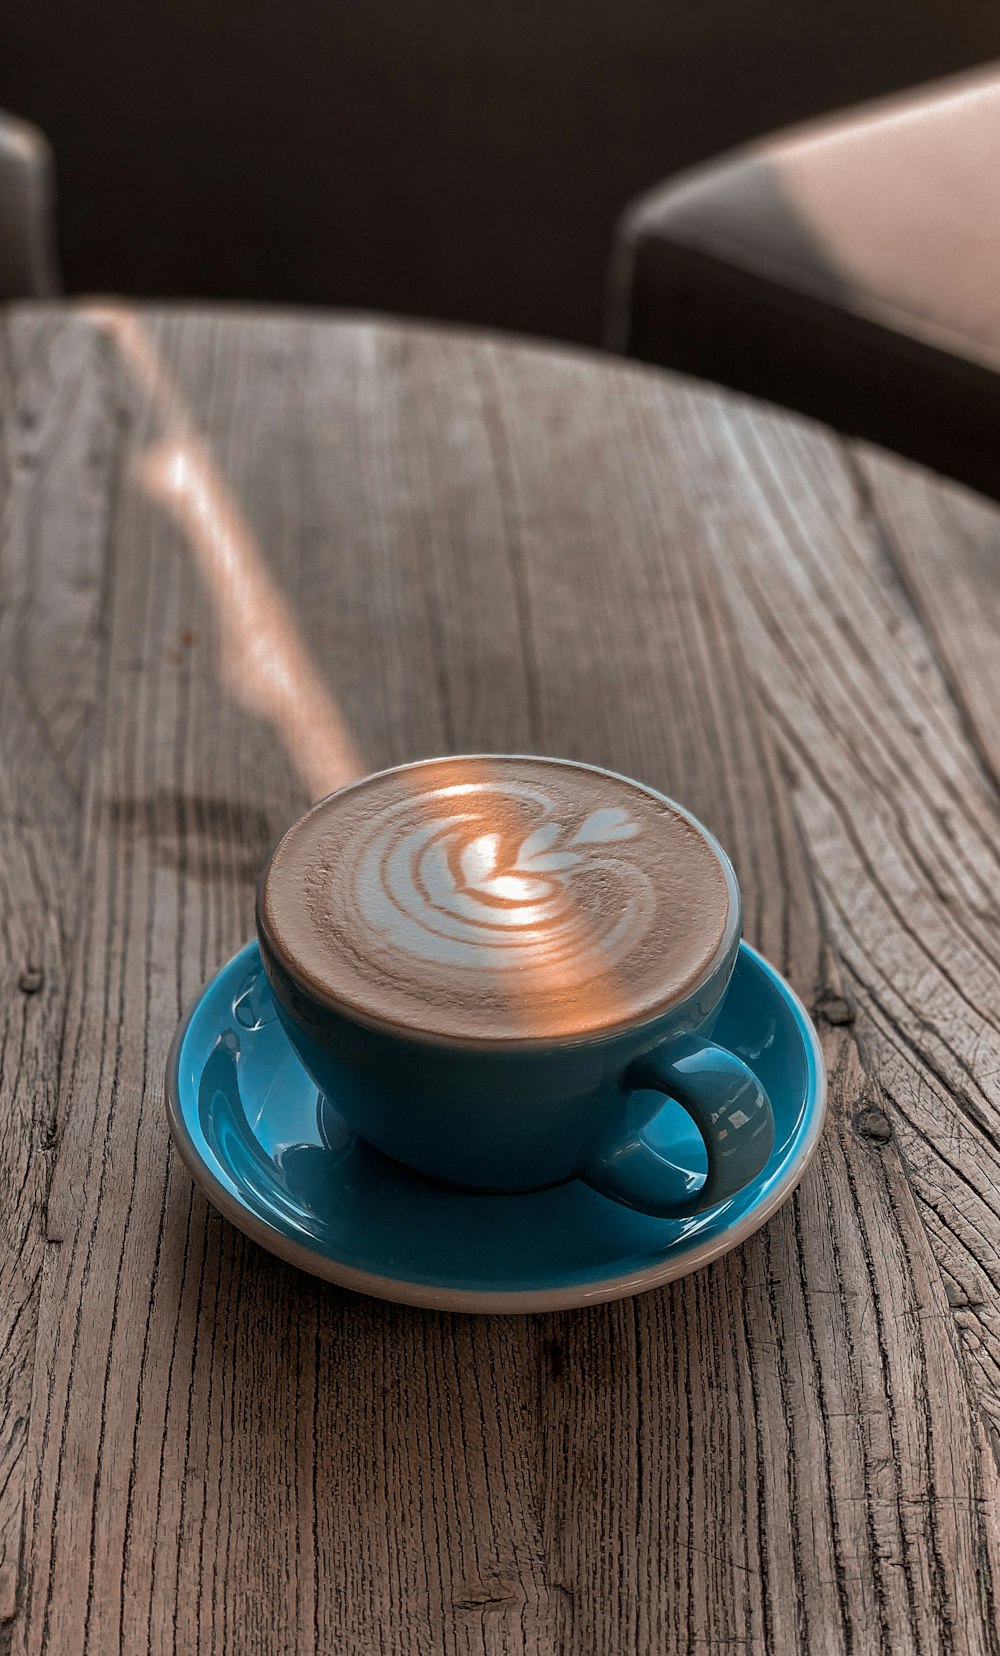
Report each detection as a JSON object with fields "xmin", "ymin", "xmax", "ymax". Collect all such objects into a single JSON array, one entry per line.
[
  {"xmin": 813, "ymin": 990, "xmax": 854, "ymax": 1026},
  {"xmin": 855, "ymin": 1107, "xmax": 891, "ymax": 1144}
]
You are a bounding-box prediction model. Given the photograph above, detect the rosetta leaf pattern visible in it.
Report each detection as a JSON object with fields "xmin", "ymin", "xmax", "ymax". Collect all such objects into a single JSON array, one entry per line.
[
  {"xmin": 458, "ymin": 810, "xmax": 640, "ymax": 899},
  {"xmin": 571, "ymin": 807, "xmax": 639, "ymax": 845}
]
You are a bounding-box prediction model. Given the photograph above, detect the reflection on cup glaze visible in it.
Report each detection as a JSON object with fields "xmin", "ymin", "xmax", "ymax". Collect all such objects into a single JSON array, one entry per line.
[{"xmin": 351, "ymin": 781, "xmax": 653, "ymax": 980}]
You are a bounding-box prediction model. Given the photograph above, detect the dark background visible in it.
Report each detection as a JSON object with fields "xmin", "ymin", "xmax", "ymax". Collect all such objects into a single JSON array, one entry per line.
[{"xmin": 6, "ymin": 2, "xmax": 1000, "ymax": 345}]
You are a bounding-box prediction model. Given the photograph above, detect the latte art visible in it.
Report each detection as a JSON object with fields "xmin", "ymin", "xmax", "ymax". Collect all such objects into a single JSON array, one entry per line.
[
  {"xmin": 356, "ymin": 784, "xmax": 651, "ymax": 978},
  {"xmin": 260, "ymin": 757, "xmax": 735, "ymax": 1042}
]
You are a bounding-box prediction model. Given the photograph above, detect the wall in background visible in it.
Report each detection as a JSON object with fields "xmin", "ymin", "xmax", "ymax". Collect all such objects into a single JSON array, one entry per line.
[{"xmin": 5, "ymin": 2, "xmax": 1000, "ymax": 345}]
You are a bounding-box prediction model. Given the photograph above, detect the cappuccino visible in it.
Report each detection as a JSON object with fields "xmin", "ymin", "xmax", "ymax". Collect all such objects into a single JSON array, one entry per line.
[{"xmin": 259, "ymin": 757, "xmax": 734, "ymax": 1043}]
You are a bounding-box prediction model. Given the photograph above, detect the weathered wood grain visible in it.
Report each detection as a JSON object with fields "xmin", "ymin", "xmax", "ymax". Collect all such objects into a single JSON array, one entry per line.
[
  {"xmin": 661, "ymin": 392, "xmax": 1000, "ymax": 1458},
  {"xmin": 853, "ymin": 450, "xmax": 1000, "ymax": 791},
  {"xmin": 1, "ymin": 306, "xmax": 999, "ymax": 1654},
  {"xmin": 848, "ymin": 449, "xmax": 1000, "ymax": 1452},
  {"xmin": 0, "ymin": 316, "xmax": 115, "ymax": 1626}
]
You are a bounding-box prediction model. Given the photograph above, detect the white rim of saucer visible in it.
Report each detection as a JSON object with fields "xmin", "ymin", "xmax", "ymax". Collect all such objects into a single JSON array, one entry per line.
[{"xmin": 164, "ymin": 942, "xmax": 827, "ymax": 1314}]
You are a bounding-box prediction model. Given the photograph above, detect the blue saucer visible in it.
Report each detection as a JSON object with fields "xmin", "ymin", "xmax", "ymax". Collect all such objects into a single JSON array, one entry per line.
[{"xmin": 165, "ymin": 941, "xmax": 825, "ymax": 1312}]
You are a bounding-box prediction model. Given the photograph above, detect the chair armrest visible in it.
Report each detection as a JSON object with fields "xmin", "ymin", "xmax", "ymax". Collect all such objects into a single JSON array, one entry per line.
[{"xmin": 0, "ymin": 110, "xmax": 60, "ymax": 299}]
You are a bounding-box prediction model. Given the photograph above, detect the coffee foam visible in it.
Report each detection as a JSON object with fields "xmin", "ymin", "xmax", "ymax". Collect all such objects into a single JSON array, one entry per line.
[{"xmin": 261, "ymin": 757, "xmax": 733, "ymax": 1042}]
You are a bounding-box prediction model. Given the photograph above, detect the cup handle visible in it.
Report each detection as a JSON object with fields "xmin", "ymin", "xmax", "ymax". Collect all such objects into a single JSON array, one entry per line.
[{"xmin": 581, "ymin": 1040, "xmax": 775, "ymax": 1218}]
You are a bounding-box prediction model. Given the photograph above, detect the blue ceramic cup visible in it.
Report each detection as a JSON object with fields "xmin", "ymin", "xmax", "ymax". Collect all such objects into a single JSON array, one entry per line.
[{"xmin": 256, "ymin": 758, "xmax": 775, "ymax": 1217}]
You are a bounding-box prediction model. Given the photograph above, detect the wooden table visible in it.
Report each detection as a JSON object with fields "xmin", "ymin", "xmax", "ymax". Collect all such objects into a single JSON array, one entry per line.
[{"xmin": 2, "ymin": 304, "xmax": 1000, "ymax": 1656}]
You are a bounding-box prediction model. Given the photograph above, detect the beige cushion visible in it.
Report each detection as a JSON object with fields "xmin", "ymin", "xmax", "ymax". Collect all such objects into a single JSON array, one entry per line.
[{"xmin": 609, "ymin": 65, "xmax": 1000, "ymax": 495}]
